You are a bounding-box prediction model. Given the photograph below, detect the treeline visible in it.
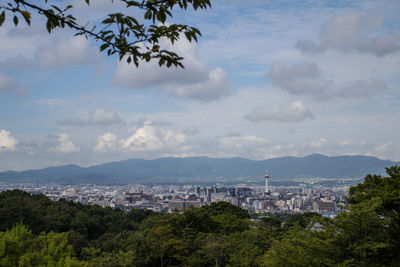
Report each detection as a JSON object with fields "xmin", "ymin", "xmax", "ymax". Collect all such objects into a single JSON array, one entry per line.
[{"xmin": 0, "ymin": 166, "xmax": 399, "ymax": 266}]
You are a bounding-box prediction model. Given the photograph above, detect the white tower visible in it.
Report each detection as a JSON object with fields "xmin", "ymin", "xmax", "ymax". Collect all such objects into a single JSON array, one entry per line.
[{"xmin": 264, "ymin": 170, "xmax": 269, "ymax": 194}]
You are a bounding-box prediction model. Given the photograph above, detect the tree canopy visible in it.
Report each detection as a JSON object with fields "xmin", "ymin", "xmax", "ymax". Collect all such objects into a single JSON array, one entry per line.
[
  {"xmin": 1, "ymin": 167, "xmax": 400, "ymax": 266},
  {"xmin": 0, "ymin": 0, "xmax": 211, "ymax": 67}
]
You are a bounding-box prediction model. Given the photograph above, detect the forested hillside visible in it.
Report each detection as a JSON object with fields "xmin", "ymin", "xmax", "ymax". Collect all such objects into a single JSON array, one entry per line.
[{"xmin": 0, "ymin": 166, "xmax": 399, "ymax": 266}]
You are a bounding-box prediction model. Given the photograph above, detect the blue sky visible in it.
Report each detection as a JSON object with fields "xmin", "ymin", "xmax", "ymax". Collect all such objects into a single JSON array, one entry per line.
[{"xmin": 1, "ymin": 0, "xmax": 400, "ymax": 171}]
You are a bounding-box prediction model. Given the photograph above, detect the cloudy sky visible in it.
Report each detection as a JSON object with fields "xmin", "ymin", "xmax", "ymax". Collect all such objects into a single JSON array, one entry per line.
[{"xmin": 1, "ymin": 0, "xmax": 400, "ymax": 171}]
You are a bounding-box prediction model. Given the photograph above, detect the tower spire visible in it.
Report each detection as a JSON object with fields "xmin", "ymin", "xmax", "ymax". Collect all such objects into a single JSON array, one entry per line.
[{"xmin": 264, "ymin": 170, "xmax": 269, "ymax": 194}]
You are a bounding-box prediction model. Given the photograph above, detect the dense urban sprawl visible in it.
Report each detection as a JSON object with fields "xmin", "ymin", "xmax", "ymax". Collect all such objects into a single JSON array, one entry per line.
[{"xmin": 0, "ymin": 182, "xmax": 349, "ymax": 216}]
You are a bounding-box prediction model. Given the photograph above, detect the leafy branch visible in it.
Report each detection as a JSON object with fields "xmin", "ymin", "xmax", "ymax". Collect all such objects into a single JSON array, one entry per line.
[{"xmin": 0, "ymin": 0, "xmax": 211, "ymax": 67}]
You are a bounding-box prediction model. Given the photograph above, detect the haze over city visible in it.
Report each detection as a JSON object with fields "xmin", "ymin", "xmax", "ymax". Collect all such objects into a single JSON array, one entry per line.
[{"xmin": 1, "ymin": 0, "xmax": 400, "ymax": 171}]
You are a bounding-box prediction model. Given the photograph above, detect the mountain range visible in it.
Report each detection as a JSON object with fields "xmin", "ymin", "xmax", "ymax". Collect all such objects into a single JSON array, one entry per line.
[{"xmin": 0, "ymin": 154, "xmax": 398, "ymax": 184}]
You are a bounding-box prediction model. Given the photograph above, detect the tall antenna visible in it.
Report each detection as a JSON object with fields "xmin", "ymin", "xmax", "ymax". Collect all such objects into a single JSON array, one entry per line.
[{"xmin": 264, "ymin": 170, "xmax": 269, "ymax": 194}]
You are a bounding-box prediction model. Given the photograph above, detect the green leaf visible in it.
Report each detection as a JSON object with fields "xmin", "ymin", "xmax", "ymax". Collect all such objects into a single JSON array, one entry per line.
[
  {"xmin": 0, "ymin": 11, "xmax": 5, "ymax": 27},
  {"xmin": 20, "ymin": 11, "xmax": 31, "ymax": 26},
  {"xmin": 99, "ymin": 43, "xmax": 109, "ymax": 51},
  {"xmin": 126, "ymin": 1, "xmax": 140, "ymax": 7},
  {"xmin": 144, "ymin": 10, "xmax": 152, "ymax": 20},
  {"xmin": 13, "ymin": 15, "xmax": 18, "ymax": 26},
  {"xmin": 46, "ymin": 20, "xmax": 52, "ymax": 33},
  {"xmin": 51, "ymin": 5, "xmax": 62, "ymax": 13},
  {"xmin": 157, "ymin": 10, "xmax": 166, "ymax": 23},
  {"xmin": 102, "ymin": 18, "xmax": 115, "ymax": 24}
]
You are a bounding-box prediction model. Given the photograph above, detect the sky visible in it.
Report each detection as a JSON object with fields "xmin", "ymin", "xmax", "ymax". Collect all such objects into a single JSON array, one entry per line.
[{"xmin": 0, "ymin": 0, "xmax": 400, "ymax": 171}]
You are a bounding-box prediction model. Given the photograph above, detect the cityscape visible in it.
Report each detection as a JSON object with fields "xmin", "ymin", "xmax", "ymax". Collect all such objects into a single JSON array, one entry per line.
[
  {"xmin": 1, "ymin": 0, "xmax": 398, "ymax": 265},
  {"xmin": 0, "ymin": 171, "xmax": 349, "ymax": 217}
]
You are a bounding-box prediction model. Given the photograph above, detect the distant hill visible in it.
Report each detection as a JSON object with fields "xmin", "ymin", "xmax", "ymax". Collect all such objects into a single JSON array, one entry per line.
[{"xmin": 0, "ymin": 154, "xmax": 398, "ymax": 184}]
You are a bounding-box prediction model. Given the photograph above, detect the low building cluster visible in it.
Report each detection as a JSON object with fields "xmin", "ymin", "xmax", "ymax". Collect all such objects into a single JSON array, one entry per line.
[{"xmin": 0, "ymin": 181, "xmax": 349, "ymax": 216}]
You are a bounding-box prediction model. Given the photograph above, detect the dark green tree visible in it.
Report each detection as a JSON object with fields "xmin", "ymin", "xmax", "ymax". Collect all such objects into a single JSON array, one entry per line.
[
  {"xmin": 172, "ymin": 207, "xmax": 217, "ymax": 235},
  {"xmin": 347, "ymin": 166, "xmax": 400, "ymax": 265},
  {"xmin": 262, "ymin": 167, "xmax": 400, "ymax": 267},
  {"xmin": 189, "ymin": 233, "xmax": 231, "ymax": 267},
  {"xmin": 331, "ymin": 199, "xmax": 390, "ymax": 266},
  {"xmin": 227, "ymin": 228, "xmax": 272, "ymax": 267},
  {"xmin": 145, "ymin": 225, "xmax": 188, "ymax": 267},
  {"xmin": 203, "ymin": 201, "xmax": 250, "ymax": 219},
  {"xmin": 0, "ymin": 224, "xmax": 81, "ymax": 266},
  {"xmin": 0, "ymin": 0, "xmax": 211, "ymax": 68},
  {"xmin": 261, "ymin": 228, "xmax": 336, "ymax": 267},
  {"xmin": 126, "ymin": 208, "xmax": 154, "ymax": 224}
]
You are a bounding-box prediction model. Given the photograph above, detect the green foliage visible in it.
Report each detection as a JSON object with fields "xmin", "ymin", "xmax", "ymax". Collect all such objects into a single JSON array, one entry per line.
[
  {"xmin": 331, "ymin": 200, "xmax": 390, "ymax": 266},
  {"xmin": 263, "ymin": 166, "xmax": 400, "ymax": 267},
  {"xmin": 226, "ymin": 228, "xmax": 271, "ymax": 267},
  {"xmin": 126, "ymin": 208, "xmax": 154, "ymax": 224},
  {"xmin": 346, "ymin": 166, "xmax": 400, "ymax": 265},
  {"xmin": 190, "ymin": 233, "xmax": 231, "ymax": 267},
  {"xmin": 203, "ymin": 201, "xmax": 251, "ymax": 219},
  {"xmin": 0, "ymin": 0, "xmax": 211, "ymax": 67},
  {"xmin": 348, "ymin": 166, "xmax": 400, "ymax": 212},
  {"xmin": 172, "ymin": 206, "xmax": 217, "ymax": 234},
  {"xmin": 0, "ymin": 224, "xmax": 81, "ymax": 267},
  {"xmin": 1, "ymin": 168, "xmax": 400, "ymax": 267},
  {"xmin": 260, "ymin": 216, "xmax": 281, "ymax": 227},
  {"xmin": 0, "ymin": 190, "xmax": 55, "ymax": 233},
  {"xmin": 139, "ymin": 212, "xmax": 172, "ymax": 231},
  {"xmin": 0, "ymin": 190, "xmax": 129, "ymax": 241},
  {"xmin": 213, "ymin": 213, "xmax": 250, "ymax": 234},
  {"xmin": 145, "ymin": 226, "xmax": 188, "ymax": 266},
  {"xmin": 82, "ymin": 247, "xmax": 135, "ymax": 267},
  {"xmin": 282, "ymin": 212, "xmax": 321, "ymax": 231},
  {"xmin": 262, "ymin": 229, "xmax": 336, "ymax": 267}
]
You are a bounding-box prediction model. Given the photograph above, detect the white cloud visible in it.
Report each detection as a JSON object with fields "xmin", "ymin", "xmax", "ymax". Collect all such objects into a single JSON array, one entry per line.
[
  {"xmin": 296, "ymin": 11, "xmax": 400, "ymax": 56},
  {"xmin": 268, "ymin": 62, "xmax": 386, "ymax": 100},
  {"xmin": 246, "ymin": 100, "xmax": 314, "ymax": 122},
  {"xmin": 59, "ymin": 117, "xmax": 87, "ymax": 126},
  {"xmin": 339, "ymin": 79, "xmax": 387, "ymax": 98},
  {"xmin": 215, "ymin": 135, "xmax": 294, "ymax": 159},
  {"xmin": 162, "ymin": 129, "xmax": 186, "ymax": 145},
  {"xmin": 0, "ymin": 73, "xmax": 26, "ymax": 94},
  {"xmin": 339, "ymin": 140, "xmax": 367, "ymax": 147},
  {"xmin": 374, "ymin": 141, "xmax": 392, "ymax": 152},
  {"xmin": 120, "ymin": 125, "xmax": 185, "ymax": 152},
  {"xmin": 0, "ymin": 130, "xmax": 19, "ymax": 152},
  {"xmin": 70, "ymin": 0, "xmax": 122, "ymax": 10},
  {"xmin": 163, "ymin": 67, "xmax": 231, "ymax": 101},
  {"xmin": 112, "ymin": 38, "xmax": 231, "ymax": 101},
  {"xmin": 89, "ymin": 109, "xmax": 124, "ymax": 125},
  {"xmin": 113, "ymin": 39, "xmax": 207, "ymax": 88},
  {"xmin": 60, "ymin": 109, "xmax": 124, "ymax": 126},
  {"xmin": 268, "ymin": 62, "xmax": 332, "ymax": 98},
  {"xmin": 36, "ymin": 36, "xmax": 101, "ymax": 68},
  {"xmin": 219, "ymin": 135, "xmax": 267, "ymax": 150},
  {"xmin": 94, "ymin": 133, "xmax": 117, "ymax": 153},
  {"xmin": 310, "ymin": 137, "xmax": 327, "ymax": 149},
  {"xmin": 0, "ymin": 73, "xmax": 15, "ymax": 93},
  {"xmin": 0, "ymin": 22, "xmax": 48, "ymax": 62},
  {"xmin": 183, "ymin": 126, "xmax": 200, "ymax": 136},
  {"xmin": 50, "ymin": 133, "xmax": 80, "ymax": 153},
  {"xmin": 33, "ymin": 98, "xmax": 68, "ymax": 107},
  {"xmin": 0, "ymin": 28, "xmax": 100, "ymax": 70}
]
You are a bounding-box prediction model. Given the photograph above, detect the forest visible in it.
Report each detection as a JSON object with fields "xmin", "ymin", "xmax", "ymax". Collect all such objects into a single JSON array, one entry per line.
[{"xmin": 0, "ymin": 166, "xmax": 399, "ymax": 266}]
